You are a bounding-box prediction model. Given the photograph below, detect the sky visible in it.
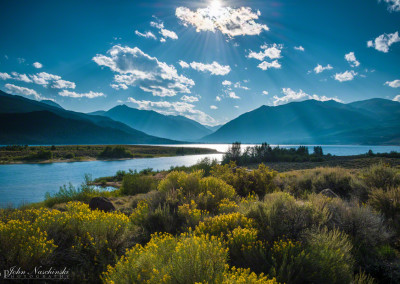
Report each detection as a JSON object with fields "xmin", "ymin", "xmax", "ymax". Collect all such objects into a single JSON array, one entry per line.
[{"xmin": 0, "ymin": 0, "xmax": 399, "ymax": 126}]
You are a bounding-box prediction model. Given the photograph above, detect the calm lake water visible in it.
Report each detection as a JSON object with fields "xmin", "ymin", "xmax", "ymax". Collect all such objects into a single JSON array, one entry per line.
[{"xmin": 1, "ymin": 144, "xmax": 400, "ymax": 207}]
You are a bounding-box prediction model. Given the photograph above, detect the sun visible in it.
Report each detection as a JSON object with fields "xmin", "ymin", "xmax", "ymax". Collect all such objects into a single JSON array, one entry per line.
[{"xmin": 209, "ymin": 0, "xmax": 223, "ymax": 17}]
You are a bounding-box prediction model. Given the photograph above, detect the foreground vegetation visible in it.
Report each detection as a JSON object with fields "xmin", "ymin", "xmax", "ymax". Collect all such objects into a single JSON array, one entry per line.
[
  {"xmin": 0, "ymin": 144, "xmax": 218, "ymax": 164},
  {"xmin": 1, "ymin": 157, "xmax": 400, "ymax": 283}
]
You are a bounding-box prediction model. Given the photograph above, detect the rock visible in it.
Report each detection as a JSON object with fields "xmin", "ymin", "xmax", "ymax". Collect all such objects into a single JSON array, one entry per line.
[
  {"xmin": 320, "ymin": 188, "xmax": 339, "ymax": 198},
  {"xmin": 89, "ymin": 197, "xmax": 115, "ymax": 212}
]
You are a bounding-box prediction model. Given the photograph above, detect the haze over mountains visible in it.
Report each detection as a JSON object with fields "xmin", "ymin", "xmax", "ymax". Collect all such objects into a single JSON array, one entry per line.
[{"xmin": 1, "ymin": 90, "xmax": 400, "ymax": 145}]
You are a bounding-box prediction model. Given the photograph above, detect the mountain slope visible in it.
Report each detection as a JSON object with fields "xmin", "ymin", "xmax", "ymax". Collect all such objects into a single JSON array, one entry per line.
[
  {"xmin": 101, "ymin": 105, "xmax": 212, "ymax": 141},
  {"xmin": 0, "ymin": 91, "xmax": 179, "ymax": 144},
  {"xmin": 40, "ymin": 100, "xmax": 64, "ymax": 109},
  {"xmin": 200, "ymin": 99, "xmax": 400, "ymax": 145}
]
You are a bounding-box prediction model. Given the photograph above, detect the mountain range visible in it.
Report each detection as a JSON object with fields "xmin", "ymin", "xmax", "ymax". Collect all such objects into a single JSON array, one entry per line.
[{"xmin": 1, "ymin": 89, "xmax": 400, "ymax": 145}]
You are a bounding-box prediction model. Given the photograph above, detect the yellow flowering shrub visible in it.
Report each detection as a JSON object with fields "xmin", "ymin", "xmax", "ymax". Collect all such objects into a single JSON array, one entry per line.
[
  {"xmin": 102, "ymin": 232, "xmax": 228, "ymax": 284},
  {"xmin": 195, "ymin": 212, "xmax": 255, "ymax": 237},
  {"xmin": 218, "ymin": 198, "xmax": 239, "ymax": 214},
  {"xmin": 0, "ymin": 219, "xmax": 57, "ymax": 269},
  {"xmin": 223, "ymin": 267, "xmax": 278, "ymax": 284},
  {"xmin": 177, "ymin": 200, "xmax": 208, "ymax": 228},
  {"xmin": 130, "ymin": 200, "xmax": 150, "ymax": 226}
]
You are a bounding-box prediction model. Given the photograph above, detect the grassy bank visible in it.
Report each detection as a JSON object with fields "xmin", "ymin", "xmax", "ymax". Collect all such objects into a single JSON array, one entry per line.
[
  {"xmin": 1, "ymin": 157, "xmax": 400, "ymax": 283},
  {"xmin": 0, "ymin": 144, "xmax": 219, "ymax": 164}
]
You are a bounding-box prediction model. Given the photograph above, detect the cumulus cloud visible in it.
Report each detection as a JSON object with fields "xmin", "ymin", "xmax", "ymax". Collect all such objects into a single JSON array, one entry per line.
[
  {"xmin": 150, "ymin": 20, "xmax": 178, "ymax": 41},
  {"xmin": 5, "ymin": 83, "xmax": 42, "ymax": 100},
  {"xmin": 216, "ymin": 96, "xmax": 221, "ymax": 101},
  {"xmin": 181, "ymin": 95, "xmax": 199, "ymax": 102},
  {"xmin": 367, "ymin": 31, "xmax": 400, "ymax": 52},
  {"xmin": 258, "ymin": 60, "xmax": 281, "ymax": 71},
  {"xmin": 29, "ymin": 72, "xmax": 61, "ymax": 86},
  {"xmin": 262, "ymin": 91, "xmax": 269, "ymax": 95},
  {"xmin": 92, "ymin": 45, "xmax": 195, "ymax": 97},
  {"xmin": 222, "ymin": 80, "xmax": 232, "ymax": 86},
  {"xmin": 314, "ymin": 64, "xmax": 333, "ymax": 74},
  {"xmin": 247, "ymin": 44, "xmax": 283, "ymax": 61},
  {"xmin": 51, "ymin": 79, "xmax": 76, "ymax": 89},
  {"xmin": 33, "ymin": 62, "xmax": 43, "ymax": 69},
  {"xmin": 128, "ymin": 97, "xmax": 216, "ymax": 125},
  {"xmin": 11, "ymin": 72, "xmax": 32, "ymax": 83},
  {"xmin": 234, "ymin": 82, "xmax": 249, "ymax": 90},
  {"xmin": 334, "ymin": 70, "xmax": 357, "ymax": 82},
  {"xmin": 110, "ymin": 83, "xmax": 128, "ymax": 90},
  {"xmin": 188, "ymin": 61, "xmax": 231, "ymax": 75},
  {"xmin": 0, "ymin": 72, "xmax": 11, "ymax": 80},
  {"xmin": 135, "ymin": 30, "xmax": 157, "ymax": 40},
  {"xmin": 58, "ymin": 90, "xmax": 105, "ymax": 99},
  {"xmin": 228, "ymin": 91, "xmax": 240, "ymax": 99},
  {"xmin": 393, "ymin": 95, "xmax": 400, "ymax": 102},
  {"xmin": 178, "ymin": 60, "xmax": 190, "ymax": 68},
  {"xmin": 175, "ymin": 5, "xmax": 269, "ymax": 38},
  {"xmin": 385, "ymin": 79, "xmax": 400, "ymax": 88},
  {"xmin": 272, "ymin": 88, "xmax": 343, "ymax": 106},
  {"xmin": 294, "ymin": 46, "xmax": 305, "ymax": 51},
  {"xmin": 345, "ymin": 52, "xmax": 360, "ymax": 67},
  {"xmin": 380, "ymin": 0, "xmax": 400, "ymax": 12},
  {"xmin": 210, "ymin": 105, "xmax": 218, "ymax": 110}
]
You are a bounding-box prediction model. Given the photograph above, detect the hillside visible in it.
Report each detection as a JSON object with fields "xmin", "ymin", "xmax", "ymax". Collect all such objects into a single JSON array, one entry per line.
[
  {"xmin": 0, "ymin": 91, "xmax": 179, "ymax": 145},
  {"xmin": 200, "ymin": 99, "xmax": 400, "ymax": 145},
  {"xmin": 100, "ymin": 105, "xmax": 212, "ymax": 141}
]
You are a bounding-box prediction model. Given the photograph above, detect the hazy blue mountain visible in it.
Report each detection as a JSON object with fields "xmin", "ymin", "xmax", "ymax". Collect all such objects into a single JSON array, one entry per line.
[
  {"xmin": 205, "ymin": 124, "xmax": 222, "ymax": 132},
  {"xmin": 200, "ymin": 99, "xmax": 400, "ymax": 145},
  {"xmin": 0, "ymin": 91, "xmax": 179, "ymax": 145},
  {"xmin": 100, "ymin": 105, "xmax": 212, "ymax": 141},
  {"xmin": 88, "ymin": 110, "xmax": 106, "ymax": 116},
  {"xmin": 40, "ymin": 100, "xmax": 64, "ymax": 109}
]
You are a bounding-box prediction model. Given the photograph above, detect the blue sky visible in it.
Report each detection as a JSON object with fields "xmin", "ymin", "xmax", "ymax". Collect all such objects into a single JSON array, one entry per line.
[{"xmin": 0, "ymin": 0, "xmax": 399, "ymax": 126}]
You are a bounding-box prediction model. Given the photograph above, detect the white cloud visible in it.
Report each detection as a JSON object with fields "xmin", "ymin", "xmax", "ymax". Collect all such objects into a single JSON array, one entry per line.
[
  {"xmin": 92, "ymin": 45, "xmax": 195, "ymax": 97},
  {"xmin": 247, "ymin": 44, "xmax": 283, "ymax": 61},
  {"xmin": 234, "ymin": 105, "xmax": 239, "ymax": 109},
  {"xmin": 33, "ymin": 62, "xmax": 43, "ymax": 69},
  {"xmin": 216, "ymin": 96, "xmax": 221, "ymax": 101},
  {"xmin": 110, "ymin": 83, "xmax": 128, "ymax": 90},
  {"xmin": 228, "ymin": 91, "xmax": 240, "ymax": 99},
  {"xmin": 234, "ymin": 82, "xmax": 249, "ymax": 90},
  {"xmin": 385, "ymin": 79, "xmax": 400, "ymax": 88},
  {"xmin": 128, "ymin": 97, "xmax": 216, "ymax": 125},
  {"xmin": 367, "ymin": 31, "xmax": 400, "ymax": 52},
  {"xmin": 51, "ymin": 79, "xmax": 76, "ymax": 89},
  {"xmin": 189, "ymin": 61, "xmax": 231, "ymax": 76},
  {"xmin": 17, "ymin": 58, "xmax": 25, "ymax": 64},
  {"xmin": 181, "ymin": 95, "xmax": 199, "ymax": 102},
  {"xmin": 222, "ymin": 80, "xmax": 232, "ymax": 86},
  {"xmin": 262, "ymin": 91, "xmax": 269, "ymax": 95},
  {"xmin": 334, "ymin": 70, "xmax": 357, "ymax": 82},
  {"xmin": 179, "ymin": 60, "xmax": 190, "ymax": 68},
  {"xmin": 135, "ymin": 30, "xmax": 157, "ymax": 40},
  {"xmin": 345, "ymin": 52, "xmax": 360, "ymax": 67},
  {"xmin": 294, "ymin": 46, "xmax": 305, "ymax": 51},
  {"xmin": 0, "ymin": 72, "xmax": 11, "ymax": 80},
  {"xmin": 257, "ymin": 60, "xmax": 281, "ymax": 71},
  {"xmin": 29, "ymin": 72, "xmax": 61, "ymax": 86},
  {"xmin": 380, "ymin": 0, "xmax": 400, "ymax": 12},
  {"xmin": 11, "ymin": 72, "xmax": 32, "ymax": 83},
  {"xmin": 210, "ymin": 105, "xmax": 218, "ymax": 110},
  {"xmin": 150, "ymin": 20, "xmax": 178, "ymax": 41},
  {"xmin": 176, "ymin": 5, "xmax": 269, "ymax": 38},
  {"xmin": 5, "ymin": 83, "xmax": 42, "ymax": 100},
  {"xmin": 58, "ymin": 90, "xmax": 105, "ymax": 99},
  {"xmin": 272, "ymin": 88, "xmax": 343, "ymax": 106},
  {"xmin": 314, "ymin": 64, "xmax": 333, "ymax": 74},
  {"xmin": 393, "ymin": 95, "xmax": 400, "ymax": 102}
]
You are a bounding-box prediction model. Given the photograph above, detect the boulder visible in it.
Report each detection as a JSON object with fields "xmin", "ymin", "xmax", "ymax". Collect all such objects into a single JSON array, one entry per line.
[
  {"xmin": 320, "ymin": 188, "xmax": 339, "ymax": 198},
  {"xmin": 89, "ymin": 197, "xmax": 115, "ymax": 212}
]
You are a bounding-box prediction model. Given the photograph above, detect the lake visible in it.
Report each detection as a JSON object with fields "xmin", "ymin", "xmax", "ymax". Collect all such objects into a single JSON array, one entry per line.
[{"xmin": 1, "ymin": 144, "xmax": 400, "ymax": 207}]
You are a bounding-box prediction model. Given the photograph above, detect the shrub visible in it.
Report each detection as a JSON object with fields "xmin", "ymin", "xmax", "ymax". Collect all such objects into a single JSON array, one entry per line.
[
  {"xmin": 275, "ymin": 167, "xmax": 365, "ymax": 198},
  {"xmin": 223, "ymin": 267, "xmax": 278, "ymax": 283},
  {"xmin": 360, "ymin": 162, "xmax": 400, "ymax": 190},
  {"xmin": 98, "ymin": 146, "xmax": 133, "ymax": 159},
  {"xmin": 369, "ymin": 187, "xmax": 400, "ymax": 231},
  {"xmin": 177, "ymin": 200, "xmax": 209, "ymax": 229},
  {"xmin": 194, "ymin": 212, "xmax": 255, "ymax": 237},
  {"xmin": 211, "ymin": 163, "xmax": 277, "ymax": 197},
  {"xmin": 121, "ymin": 174, "xmax": 157, "ymax": 195},
  {"xmin": 243, "ymin": 192, "xmax": 327, "ymax": 243},
  {"xmin": 102, "ymin": 233, "xmax": 228, "ymax": 284}
]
